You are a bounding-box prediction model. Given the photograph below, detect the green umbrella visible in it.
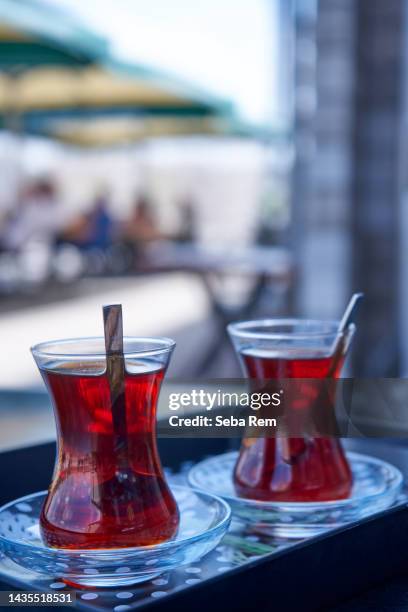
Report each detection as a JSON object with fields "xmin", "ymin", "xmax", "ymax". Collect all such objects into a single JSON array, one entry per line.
[
  {"xmin": 0, "ymin": 1, "xmax": 232, "ymax": 132},
  {"xmin": 0, "ymin": 57, "xmax": 232, "ymax": 120},
  {"xmin": 0, "ymin": 0, "xmax": 107, "ymax": 133},
  {"xmin": 0, "ymin": 0, "xmax": 106, "ymax": 70},
  {"xmin": 0, "ymin": 1, "xmax": 276, "ymax": 147},
  {"xmin": 32, "ymin": 112, "xmax": 272, "ymax": 148}
]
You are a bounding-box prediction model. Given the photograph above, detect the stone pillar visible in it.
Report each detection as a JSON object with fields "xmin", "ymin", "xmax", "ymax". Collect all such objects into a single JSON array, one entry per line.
[
  {"xmin": 290, "ymin": 0, "xmax": 318, "ymax": 313},
  {"xmin": 291, "ymin": 0, "xmax": 355, "ymax": 320},
  {"xmin": 351, "ymin": 0, "xmax": 405, "ymax": 375},
  {"xmin": 399, "ymin": 5, "xmax": 408, "ymax": 376},
  {"xmin": 291, "ymin": 0, "xmax": 405, "ymax": 375}
]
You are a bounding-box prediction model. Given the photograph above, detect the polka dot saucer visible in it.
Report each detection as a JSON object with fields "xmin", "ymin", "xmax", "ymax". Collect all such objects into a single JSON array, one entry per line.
[
  {"xmin": 0, "ymin": 486, "xmax": 231, "ymax": 587},
  {"xmin": 188, "ymin": 451, "xmax": 403, "ymax": 538}
]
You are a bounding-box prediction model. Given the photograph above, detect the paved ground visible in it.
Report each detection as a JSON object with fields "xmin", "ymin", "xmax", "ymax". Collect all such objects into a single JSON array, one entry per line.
[
  {"xmin": 0, "ymin": 274, "xmax": 211, "ymax": 389},
  {"xmin": 0, "ymin": 274, "xmax": 242, "ymax": 450}
]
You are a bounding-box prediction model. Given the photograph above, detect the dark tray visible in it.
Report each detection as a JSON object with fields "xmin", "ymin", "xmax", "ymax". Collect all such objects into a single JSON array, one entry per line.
[{"xmin": 0, "ymin": 438, "xmax": 407, "ymax": 612}]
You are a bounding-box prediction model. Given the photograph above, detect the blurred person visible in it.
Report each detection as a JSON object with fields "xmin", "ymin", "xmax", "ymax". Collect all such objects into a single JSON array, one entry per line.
[
  {"xmin": 57, "ymin": 191, "xmax": 115, "ymax": 276},
  {"xmin": 117, "ymin": 194, "xmax": 162, "ymax": 269},
  {"xmin": 2, "ymin": 178, "xmax": 61, "ymax": 252},
  {"xmin": 0, "ymin": 178, "xmax": 64, "ymax": 286},
  {"xmin": 59, "ymin": 191, "xmax": 115, "ymax": 252},
  {"xmin": 58, "ymin": 212, "xmax": 90, "ymax": 246},
  {"xmin": 176, "ymin": 196, "xmax": 197, "ymax": 243},
  {"xmin": 0, "ymin": 209, "xmax": 13, "ymax": 253},
  {"xmin": 123, "ymin": 194, "xmax": 161, "ymax": 244},
  {"xmin": 81, "ymin": 191, "xmax": 115, "ymax": 252}
]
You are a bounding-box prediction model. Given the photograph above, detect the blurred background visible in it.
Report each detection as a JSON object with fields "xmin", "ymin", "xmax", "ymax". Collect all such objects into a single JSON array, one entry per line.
[{"xmin": 0, "ymin": 0, "xmax": 404, "ymax": 448}]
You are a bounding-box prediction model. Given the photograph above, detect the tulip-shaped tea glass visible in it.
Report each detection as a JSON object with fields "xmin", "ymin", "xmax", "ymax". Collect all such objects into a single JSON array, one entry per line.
[
  {"xmin": 228, "ymin": 319, "xmax": 355, "ymax": 502},
  {"xmin": 31, "ymin": 337, "xmax": 179, "ymax": 549}
]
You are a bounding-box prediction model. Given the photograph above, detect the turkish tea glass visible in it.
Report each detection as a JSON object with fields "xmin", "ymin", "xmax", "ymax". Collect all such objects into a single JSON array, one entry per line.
[
  {"xmin": 31, "ymin": 337, "xmax": 179, "ymax": 549},
  {"xmin": 228, "ymin": 319, "xmax": 355, "ymax": 502}
]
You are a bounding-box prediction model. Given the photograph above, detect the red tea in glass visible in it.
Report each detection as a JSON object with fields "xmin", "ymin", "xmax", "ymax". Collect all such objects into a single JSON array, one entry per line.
[
  {"xmin": 32, "ymin": 338, "xmax": 179, "ymax": 549},
  {"xmin": 228, "ymin": 320, "xmax": 355, "ymax": 502}
]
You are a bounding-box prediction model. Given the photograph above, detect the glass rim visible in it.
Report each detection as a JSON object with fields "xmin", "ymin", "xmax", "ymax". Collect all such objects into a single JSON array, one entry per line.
[
  {"xmin": 227, "ymin": 318, "xmax": 355, "ymax": 341},
  {"xmin": 31, "ymin": 336, "xmax": 176, "ymax": 360}
]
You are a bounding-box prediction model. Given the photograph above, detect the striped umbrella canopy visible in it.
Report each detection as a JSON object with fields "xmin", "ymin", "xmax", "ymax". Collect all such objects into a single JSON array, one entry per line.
[
  {"xmin": 0, "ymin": 0, "xmax": 106, "ymax": 132},
  {"xmin": 0, "ymin": 1, "xmax": 232, "ymax": 132},
  {"xmin": 0, "ymin": 58, "xmax": 232, "ymax": 125},
  {"xmin": 0, "ymin": 0, "xmax": 106, "ymax": 71},
  {"xmin": 30, "ymin": 113, "xmax": 270, "ymax": 148}
]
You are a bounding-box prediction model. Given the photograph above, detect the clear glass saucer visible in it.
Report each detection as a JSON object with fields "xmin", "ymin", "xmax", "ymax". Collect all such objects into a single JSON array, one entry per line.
[
  {"xmin": 0, "ymin": 486, "xmax": 231, "ymax": 588},
  {"xmin": 188, "ymin": 451, "xmax": 403, "ymax": 538}
]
